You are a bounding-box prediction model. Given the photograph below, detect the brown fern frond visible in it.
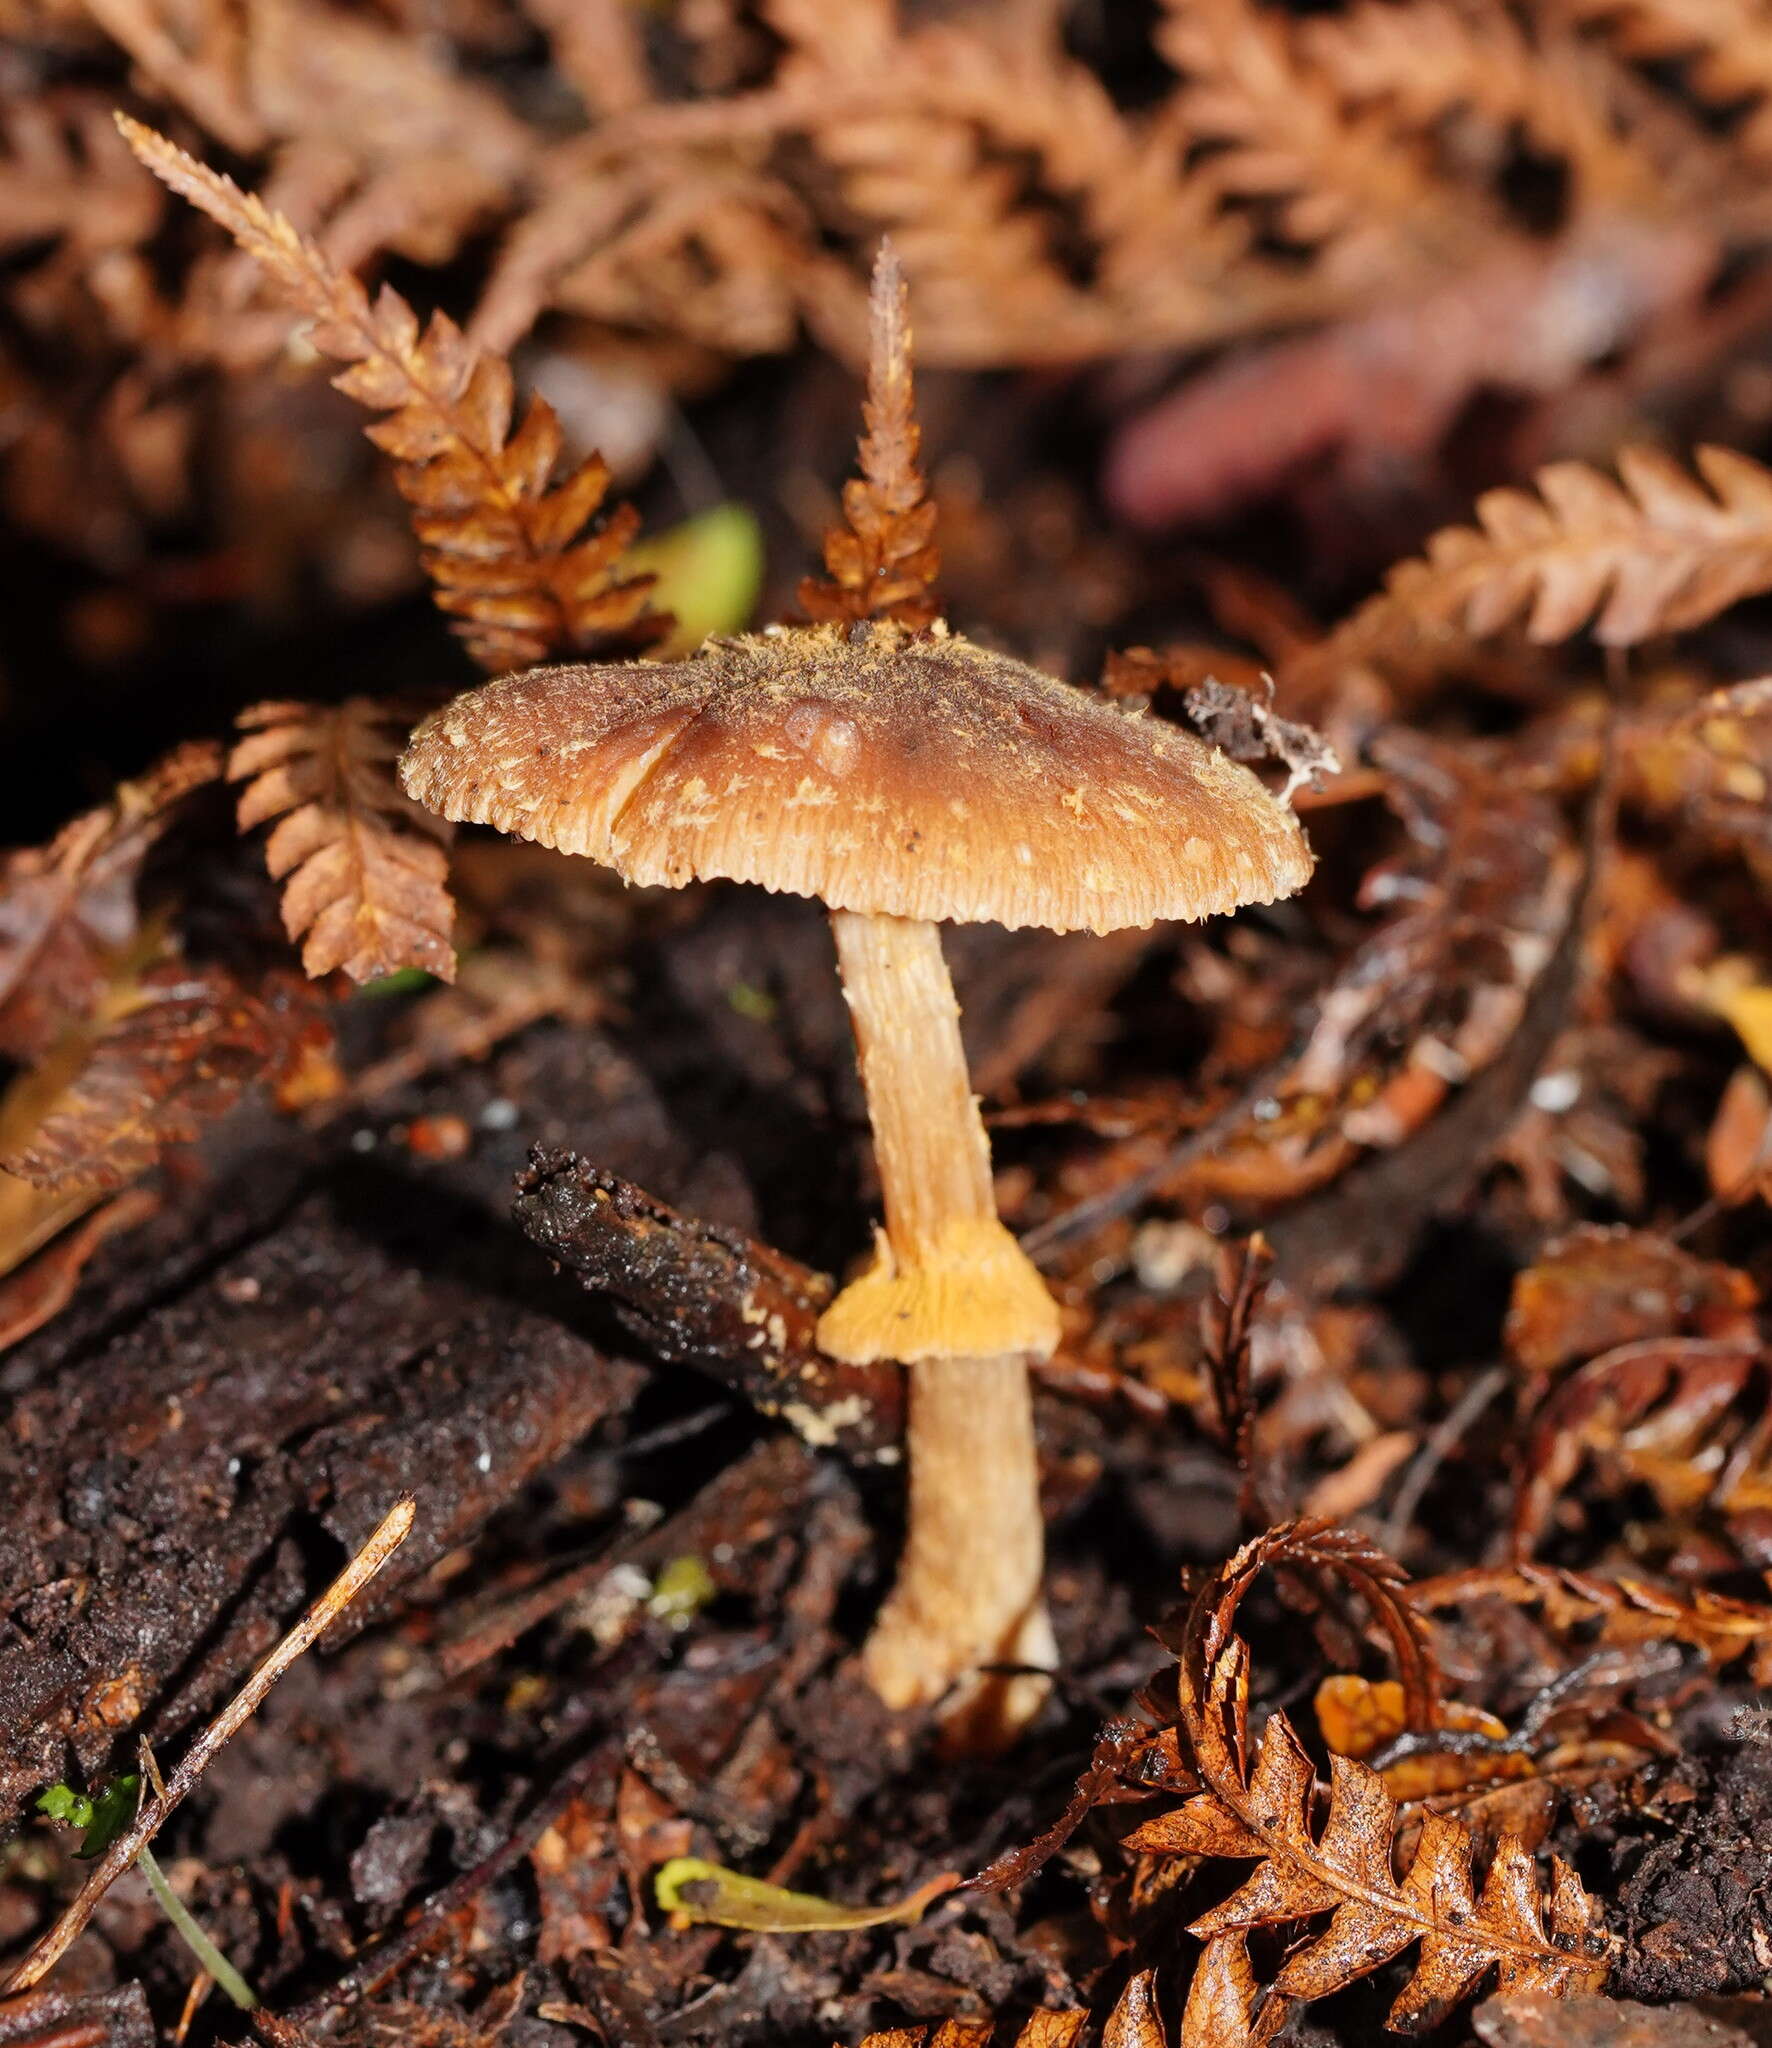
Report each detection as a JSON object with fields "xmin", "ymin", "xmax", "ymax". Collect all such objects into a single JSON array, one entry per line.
[
  {"xmin": 118, "ymin": 116, "xmax": 665, "ymax": 675},
  {"xmin": 1413, "ymin": 1562, "xmax": 1772, "ymax": 1679},
  {"xmin": 1130, "ymin": 1523, "xmax": 1607, "ymax": 2036},
  {"xmin": 230, "ymin": 699, "xmax": 455, "ymax": 985},
  {"xmin": 1561, "ymin": 0, "xmax": 1772, "ymax": 160},
  {"xmin": 853, "ymin": 2012, "xmax": 1088, "ymax": 2048},
  {"xmin": 799, "ymin": 241, "xmax": 941, "ymax": 629},
  {"xmin": 1315, "ymin": 444, "xmax": 1772, "ymax": 665},
  {"xmin": 534, "ymin": 9, "xmax": 1286, "ymax": 370},
  {"xmin": 1302, "ymin": 3, "xmax": 1659, "ymax": 200},
  {"xmin": 1154, "ymin": 0, "xmax": 1465, "ymax": 266}
]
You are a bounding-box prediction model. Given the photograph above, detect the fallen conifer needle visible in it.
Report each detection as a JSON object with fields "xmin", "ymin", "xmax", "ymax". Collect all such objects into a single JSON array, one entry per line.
[{"xmin": 5, "ymin": 1495, "xmax": 416, "ymax": 1994}]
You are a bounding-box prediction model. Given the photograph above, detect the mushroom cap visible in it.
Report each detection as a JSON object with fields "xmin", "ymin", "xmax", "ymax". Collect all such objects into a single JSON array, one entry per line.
[{"xmin": 401, "ymin": 623, "xmax": 1313, "ymax": 933}]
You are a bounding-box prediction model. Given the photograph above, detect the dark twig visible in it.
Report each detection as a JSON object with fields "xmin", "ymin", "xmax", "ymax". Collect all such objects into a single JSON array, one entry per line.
[
  {"xmin": 1380, "ymin": 1363, "xmax": 1509, "ymax": 1556},
  {"xmin": 513, "ymin": 1149, "xmax": 902, "ymax": 1459}
]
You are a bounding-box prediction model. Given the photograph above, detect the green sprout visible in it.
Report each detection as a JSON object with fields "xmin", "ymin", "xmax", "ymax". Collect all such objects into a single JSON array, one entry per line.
[
  {"xmin": 647, "ymin": 1553, "xmax": 718, "ymax": 1627},
  {"xmin": 36, "ymin": 1776, "xmax": 259, "ymax": 2011}
]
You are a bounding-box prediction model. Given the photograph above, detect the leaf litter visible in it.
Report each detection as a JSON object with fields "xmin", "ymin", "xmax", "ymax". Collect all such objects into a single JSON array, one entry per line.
[{"xmin": 8, "ymin": 16, "xmax": 1772, "ymax": 2048}]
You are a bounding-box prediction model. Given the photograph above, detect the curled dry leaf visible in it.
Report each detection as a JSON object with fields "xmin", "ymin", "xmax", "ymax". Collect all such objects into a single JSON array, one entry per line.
[
  {"xmin": 119, "ymin": 118, "xmax": 664, "ymax": 676},
  {"xmin": 1511, "ymin": 1336, "xmax": 1769, "ymax": 1556},
  {"xmin": 1128, "ymin": 1522, "xmax": 1605, "ymax": 2036},
  {"xmin": 1505, "ymin": 1225, "xmax": 1758, "ymax": 1379},
  {"xmin": 0, "ymin": 739, "xmax": 222, "ymax": 1061},
  {"xmin": 230, "ymin": 698, "xmax": 455, "ymax": 985}
]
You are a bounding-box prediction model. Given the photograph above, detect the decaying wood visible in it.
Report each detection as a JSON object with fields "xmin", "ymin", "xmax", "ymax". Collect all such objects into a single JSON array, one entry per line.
[
  {"xmin": 512, "ymin": 1147, "xmax": 902, "ymax": 1461},
  {"xmin": 6, "ymin": 1499, "xmax": 413, "ymax": 1994}
]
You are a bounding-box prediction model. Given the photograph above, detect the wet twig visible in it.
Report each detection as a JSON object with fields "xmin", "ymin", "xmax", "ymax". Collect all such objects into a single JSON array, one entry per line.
[{"xmin": 513, "ymin": 1149, "xmax": 902, "ymax": 1460}]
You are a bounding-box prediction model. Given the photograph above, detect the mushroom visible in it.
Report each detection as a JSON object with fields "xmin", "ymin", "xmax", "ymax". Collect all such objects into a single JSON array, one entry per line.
[{"xmin": 401, "ymin": 619, "xmax": 1313, "ymax": 1732}]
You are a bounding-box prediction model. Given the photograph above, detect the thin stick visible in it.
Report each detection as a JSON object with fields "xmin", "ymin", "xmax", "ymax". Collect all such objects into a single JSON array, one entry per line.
[
  {"xmin": 1380, "ymin": 1367, "xmax": 1508, "ymax": 1557},
  {"xmin": 136, "ymin": 1743, "xmax": 260, "ymax": 2012},
  {"xmin": 5, "ymin": 1497, "xmax": 415, "ymax": 1995}
]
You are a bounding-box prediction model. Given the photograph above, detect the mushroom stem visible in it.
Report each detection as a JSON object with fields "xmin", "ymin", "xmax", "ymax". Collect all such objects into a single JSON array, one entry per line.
[
  {"xmin": 868, "ymin": 1350, "xmax": 1055, "ymax": 1721},
  {"xmin": 819, "ymin": 909, "xmax": 1058, "ymax": 1722}
]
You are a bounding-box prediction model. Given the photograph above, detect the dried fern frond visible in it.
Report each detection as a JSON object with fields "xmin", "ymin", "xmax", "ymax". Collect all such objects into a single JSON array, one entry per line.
[
  {"xmin": 1315, "ymin": 444, "xmax": 1772, "ymax": 666},
  {"xmin": 0, "ymin": 93, "xmax": 164, "ymax": 257},
  {"xmin": 1561, "ymin": 0, "xmax": 1772, "ymax": 161},
  {"xmin": 1415, "ymin": 1562, "xmax": 1772, "ymax": 1679},
  {"xmin": 1132, "ymin": 1522, "xmax": 1608, "ymax": 2038},
  {"xmin": 853, "ymin": 2012, "xmax": 1087, "ymax": 2048},
  {"xmin": 118, "ymin": 116, "xmax": 665, "ymax": 675},
  {"xmin": 529, "ymin": 6, "xmax": 1282, "ymax": 370},
  {"xmin": 1303, "ymin": 3, "xmax": 1661, "ymax": 201},
  {"xmin": 230, "ymin": 699, "xmax": 455, "ymax": 985},
  {"xmin": 1155, "ymin": 0, "xmax": 1469, "ymax": 270},
  {"xmin": 799, "ymin": 242, "xmax": 940, "ymax": 629},
  {"xmin": 0, "ymin": 739, "xmax": 223, "ymax": 1062}
]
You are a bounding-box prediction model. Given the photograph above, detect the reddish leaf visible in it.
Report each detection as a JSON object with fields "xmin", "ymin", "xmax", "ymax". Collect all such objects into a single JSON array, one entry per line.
[
  {"xmin": 0, "ymin": 960, "xmax": 334, "ymax": 1194},
  {"xmin": 0, "ymin": 739, "xmax": 221, "ymax": 1061}
]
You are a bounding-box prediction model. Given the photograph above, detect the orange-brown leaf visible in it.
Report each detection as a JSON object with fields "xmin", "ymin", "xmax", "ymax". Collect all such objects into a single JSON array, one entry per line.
[
  {"xmin": 118, "ymin": 118, "xmax": 665, "ymax": 675},
  {"xmin": 230, "ymin": 699, "xmax": 455, "ymax": 985},
  {"xmin": 0, "ymin": 739, "xmax": 222, "ymax": 1061},
  {"xmin": 0, "ymin": 961, "xmax": 333, "ymax": 1194},
  {"xmin": 1179, "ymin": 1934, "xmax": 1271, "ymax": 2046},
  {"xmin": 0, "ymin": 1188, "xmax": 158, "ymax": 1356}
]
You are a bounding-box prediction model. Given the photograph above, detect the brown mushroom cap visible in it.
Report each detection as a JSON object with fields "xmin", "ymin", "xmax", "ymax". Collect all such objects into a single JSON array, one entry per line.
[{"xmin": 401, "ymin": 622, "xmax": 1312, "ymax": 933}]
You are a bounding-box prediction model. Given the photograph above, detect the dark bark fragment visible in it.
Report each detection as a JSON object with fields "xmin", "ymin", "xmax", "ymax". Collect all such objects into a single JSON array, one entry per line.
[
  {"xmin": 0, "ymin": 1986, "xmax": 153, "ymax": 2048},
  {"xmin": 513, "ymin": 1148, "xmax": 902, "ymax": 1461}
]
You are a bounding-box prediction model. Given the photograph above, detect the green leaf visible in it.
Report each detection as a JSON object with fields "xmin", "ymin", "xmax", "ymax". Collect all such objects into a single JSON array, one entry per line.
[
  {"xmin": 36, "ymin": 1773, "xmax": 139, "ymax": 1856},
  {"xmin": 78, "ymin": 1774, "xmax": 141, "ymax": 1857},
  {"xmin": 35, "ymin": 1782, "xmax": 91, "ymax": 1829},
  {"xmin": 655, "ymin": 1857, "xmax": 958, "ymax": 1933},
  {"xmin": 627, "ymin": 504, "xmax": 764, "ymax": 657}
]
